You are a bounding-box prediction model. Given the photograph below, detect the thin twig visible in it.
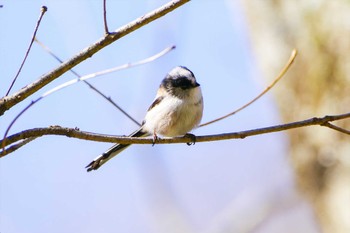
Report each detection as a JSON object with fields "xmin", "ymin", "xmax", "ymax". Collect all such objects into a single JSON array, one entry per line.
[
  {"xmin": 2, "ymin": 112, "xmax": 349, "ymax": 157},
  {"xmin": 36, "ymin": 45, "xmax": 175, "ymax": 97},
  {"xmin": 1, "ymin": 46, "xmax": 175, "ymax": 155},
  {"xmin": 103, "ymin": 0, "xmax": 109, "ymax": 34},
  {"xmin": 35, "ymin": 38, "xmax": 142, "ymax": 126},
  {"xmin": 321, "ymin": 122, "xmax": 350, "ymax": 135},
  {"xmin": 200, "ymin": 49, "xmax": 297, "ymax": 127},
  {"xmin": 0, "ymin": 0, "xmax": 189, "ymax": 116},
  {"xmin": 5, "ymin": 6, "xmax": 47, "ymax": 96}
]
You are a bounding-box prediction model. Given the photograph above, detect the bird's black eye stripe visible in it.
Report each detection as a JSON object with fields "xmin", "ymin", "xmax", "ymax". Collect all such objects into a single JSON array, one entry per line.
[
  {"xmin": 172, "ymin": 77, "xmax": 192, "ymax": 88},
  {"xmin": 162, "ymin": 76, "xmax": 195, "ymax": 90}
]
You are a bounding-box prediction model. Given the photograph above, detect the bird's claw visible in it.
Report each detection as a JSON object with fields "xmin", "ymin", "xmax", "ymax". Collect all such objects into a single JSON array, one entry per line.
[
  {"xmin": 152, "ymin": 133, "xmax": 159, "ymax": 146},
  {"xmin": 184, "ymin": 133, "xmax": 196, "ymax": 146}
]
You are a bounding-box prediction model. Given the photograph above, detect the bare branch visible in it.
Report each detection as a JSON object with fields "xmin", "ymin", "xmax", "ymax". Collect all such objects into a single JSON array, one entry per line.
[
  {"xmin": 5, "ymin": 6, "xmax": 47, "ymax": 96},
  {"xmin": 1, "ymin": 46, "xmax": 175, "ymax": 154},
  {"xmin": 35, "ymin": 38, "xmax": 142, "ymax": 126},
  {"xmin": 321, "ymin": 122, "xmax": 350, "ymax": 135},
  {"xmin": 200, "ymin": 49, "xmax": 297, "ymax": 127},
  {"xmin": 1, "ymin": 138, "xmax": 36, "ymax": 156},
  {"xmin": 0, "ymin": 0, "xmax": 190, "ymax": 116},
  {"xmin": 103, "ymin": 0, "xmax": 109, "ymax": 34},
  {"xmin": 2, "ymin": 112, "xmax": 349, "ymax": 158}
]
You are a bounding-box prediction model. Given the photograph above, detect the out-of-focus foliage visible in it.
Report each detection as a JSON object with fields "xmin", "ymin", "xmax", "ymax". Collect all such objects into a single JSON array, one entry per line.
[{"xmin": 242, "ymin": 1, "xmax": 350, "ymax": 232}]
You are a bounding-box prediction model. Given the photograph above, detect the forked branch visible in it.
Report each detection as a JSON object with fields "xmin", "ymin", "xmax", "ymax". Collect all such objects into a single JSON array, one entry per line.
[{"xmin": 0, "ymin": 0, "xmax": 190, "ymax": 116}]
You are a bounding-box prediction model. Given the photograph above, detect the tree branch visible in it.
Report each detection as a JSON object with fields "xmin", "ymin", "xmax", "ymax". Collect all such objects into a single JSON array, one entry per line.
[
  {"xmin": 0, "ymin": 0, "xmax": 190, "ymax": 116},
  {"xmin": 35, "ymin": 38, "xmax": 141, "ymax": 125},
  {"xmin": 2, "ymin": 112, "xmax": 349, "ymax": 157},
  {"xmin": 321, "ymin": 122, "xmax": 350, "ymax": 135},
  {"xmin": 1, "ymin": 45, "xmax": 175, "ymax": 152},
  {"xmin": 103, "ymin": 0, "xmax": 109, "ymax": 34},
  {"xmin": 5, "ymin": 6, "xmax": 47, "ymax": 96},
  {"xmin": 34, "ymin": 39, "xmax": 174, "ymax": 127},
  {"xmin": 1, "ymin": 138, "xmax": 36, "ymax": 156},
  {"xmin": 200, "ymin": 49, "xmax": 297, "ymax": 127}
]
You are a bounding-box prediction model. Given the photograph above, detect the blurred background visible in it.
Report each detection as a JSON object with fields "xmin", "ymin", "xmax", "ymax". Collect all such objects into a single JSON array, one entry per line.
[{"xmin": 1, "ymin": 0, "xmax": 349, "ymax": 232}]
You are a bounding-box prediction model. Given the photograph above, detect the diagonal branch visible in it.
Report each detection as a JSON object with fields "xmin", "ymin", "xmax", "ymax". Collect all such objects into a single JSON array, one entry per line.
[
  {"xmin": 200, "ymin": 49, "xmax": 297, "ymax": 127},
  {"xmin": 1, "ymin": 138, "xmax": 36, "ymax": 156},
  {"xmin": 35, "ymin": 38, "xmax": 139, "ymax": 123},
  {"xmin": 34, "ymin": 39, "xmax": 174, "ymax": 127},
  {"xmin": 321, "ymin": 122, "xmax": 350, "ymax": 135},
  {"xmin": 1, "ymin": 46, "xmax": 175, "ymax": 153},
  {"xmin": 1, "ymin": 112, "xmax": 349, "ymax": 157},
  {"xmin": 0, "ymin": 0, "xmax": 190, "ymax": 116},
  {"xmin": 5, "ymin": 6, "xmax": 47, "ymax": 96}
]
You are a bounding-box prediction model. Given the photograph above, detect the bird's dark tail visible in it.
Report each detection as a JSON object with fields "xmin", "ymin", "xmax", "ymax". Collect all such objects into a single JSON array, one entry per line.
[{"xmin": 85, "ymin": 128, "xmax": 147, "ymax": 172}]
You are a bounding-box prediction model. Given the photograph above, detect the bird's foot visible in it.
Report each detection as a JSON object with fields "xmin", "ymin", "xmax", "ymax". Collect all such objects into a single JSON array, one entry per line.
[
  {"xmin": 152, "ymin": 133, "xmax": 159, "ymax": 146},
  {"xmin": 184, "ymin": 133, "xmax": 196, "ymax": 146}
]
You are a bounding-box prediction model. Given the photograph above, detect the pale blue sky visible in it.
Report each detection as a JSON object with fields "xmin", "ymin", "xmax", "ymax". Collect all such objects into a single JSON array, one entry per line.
[{"xmin": 1, "ymin": 1, "xmax": 318, "ymax": 233}]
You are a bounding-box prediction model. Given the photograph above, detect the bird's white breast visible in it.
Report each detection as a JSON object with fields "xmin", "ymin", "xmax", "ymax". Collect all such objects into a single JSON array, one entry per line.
[{"xmin": 142, "ymin": 87, "xmax": 203, "ymax": 137}]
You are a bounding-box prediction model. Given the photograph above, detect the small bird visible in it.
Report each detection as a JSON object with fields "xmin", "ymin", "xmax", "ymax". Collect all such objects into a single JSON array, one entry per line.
[{"xmin": 85, "ymin": 66, "xmax": 203, "ymax": 172}]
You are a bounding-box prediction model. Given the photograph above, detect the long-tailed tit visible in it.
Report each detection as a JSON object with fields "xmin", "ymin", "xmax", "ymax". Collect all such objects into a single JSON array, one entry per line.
[{"xmin": 85, "ymin": 66, "xmax": 203, "ymax": 172}]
